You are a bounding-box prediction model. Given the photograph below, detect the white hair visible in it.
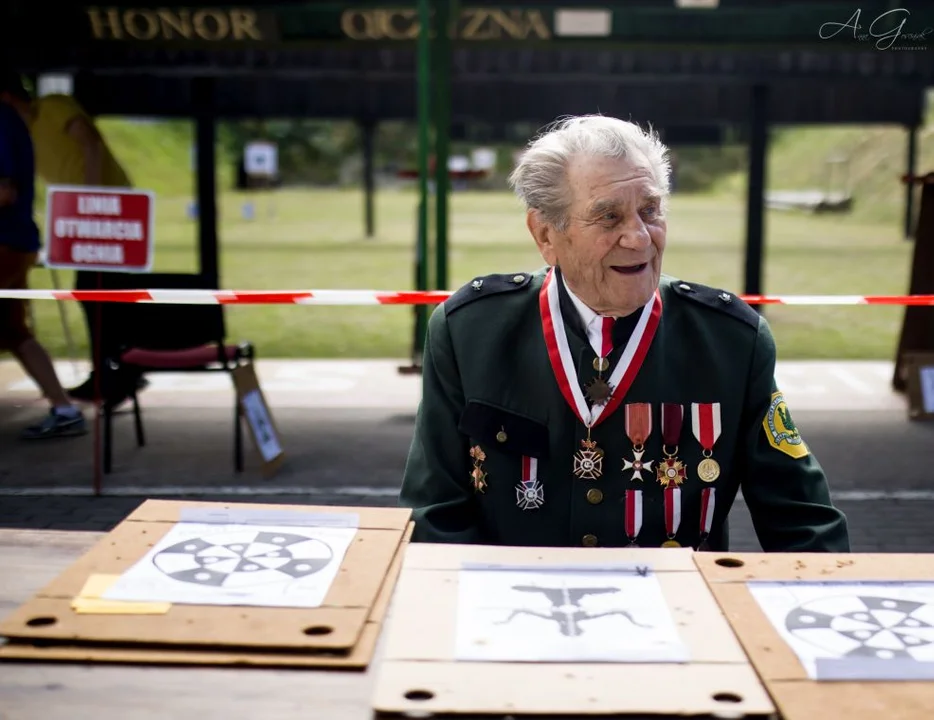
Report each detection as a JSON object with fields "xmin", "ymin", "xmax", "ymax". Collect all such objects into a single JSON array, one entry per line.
[{"xmin": 507, "ymin": 115, "xmax": 671, "ymax": 231}]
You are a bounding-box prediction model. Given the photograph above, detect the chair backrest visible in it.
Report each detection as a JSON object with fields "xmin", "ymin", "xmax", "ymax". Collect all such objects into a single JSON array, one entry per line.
[{"xmin": 101, "ymin": 273, "xmax": 227, "ymax": 352}]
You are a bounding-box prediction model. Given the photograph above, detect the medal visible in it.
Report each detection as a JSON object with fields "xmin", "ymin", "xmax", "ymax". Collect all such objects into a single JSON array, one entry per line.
[
  {"xmin": 657, "ymin": 403, "xmax": 686, "ymax": 488},
  {"xmin": 539, "ymin": 268, "xmax": 663, "ymax": 480},
  {"xmin": 624, "ymin": 489, "xmax": 642, "ymax": 546},
  {"xmin": 662, "ymin": 485, "xmax": 681, "ymax": 547},
  {"xmin": 584, "ymin": 377, "xmax": 613, "ymax": 405},
  {"xmin": 657, "ymin": 457, "xmax": 687, "ymax": 488},
  {"xmin": 622, "ymin": 403, "xmax": 653, "ymax": 481},
  {"xmin": 697, "ymin": 487, "xmax": 716, "ymax": 550},
  {"xmin": 469, "ymin": 446, "xmax": 488, "ymax": 493},
  {"xmin": 692, "ymin": 403, "xmax": 722, "ymax": 483},
  {"xmin": 515, "ymin": 456, "xmax": 544, "ymax": 510},
  {"xmin": 573, "ymin": 432, "xmax": 604, "ymax": 480},
  {"xmin": 584, "ymin": 317, "xmax": 616, "ymax": 406}
]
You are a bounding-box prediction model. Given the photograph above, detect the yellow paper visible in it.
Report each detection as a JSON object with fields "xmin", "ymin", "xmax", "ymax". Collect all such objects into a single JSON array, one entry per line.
[{"xmin": 71, "ymin": 574, "xmax": 171, "ymax": 615}]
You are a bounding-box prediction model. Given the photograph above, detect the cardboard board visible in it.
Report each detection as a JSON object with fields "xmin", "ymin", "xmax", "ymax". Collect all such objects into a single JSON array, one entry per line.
[
  {"xmin": 0, "ymin": 520, "xmax": 413, "ymax": 669},
  {"xmin": 0, "ymin": 500, "xmax": 412, "ymax": 666},
  {"xmin": 231, "ymin": 363, "xmax": 285, "ymax": 476},
  {"xmin": 371, "ymin": 544, "xmax": 775, "ymax": 717},
  {"xmin": 694, "ymin": 552, "xmax": 934, "ymax": 719},
  {"xmin": 904, "ymin": 352, "xmax": 934, "ymax": 420}
]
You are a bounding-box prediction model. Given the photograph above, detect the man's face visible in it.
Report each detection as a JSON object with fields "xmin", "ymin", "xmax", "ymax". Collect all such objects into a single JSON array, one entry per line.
[{"xmin": 530, "ymin": 153, "xmax": 667, "ymax": 317}]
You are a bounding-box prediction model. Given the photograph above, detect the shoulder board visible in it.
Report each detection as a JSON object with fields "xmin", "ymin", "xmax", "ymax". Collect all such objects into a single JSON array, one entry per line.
[
  {"xmin": 669, "ymin": 279, "xmax": 760, "ymax": 329},
  {"xmin": 445, "ymin": 272, "xmax": 533, "ymax": 315}
]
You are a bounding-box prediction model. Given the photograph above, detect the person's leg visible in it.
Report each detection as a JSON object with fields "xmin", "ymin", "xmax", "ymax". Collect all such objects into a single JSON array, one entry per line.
[
  {"xmin": 13, "ymin": 337, "xmax": 72, "ymax": 407},
  {"xmin": 0, "ymin": 248, "xmax": 85, "ymax": 438}
]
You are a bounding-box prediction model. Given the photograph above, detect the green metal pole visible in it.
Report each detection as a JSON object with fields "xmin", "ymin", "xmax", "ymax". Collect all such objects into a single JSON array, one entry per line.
[
  {"xmin": 413, "ymin": 0, "xmax": 432, "ymax": 363},
  {"xmin": 433, "ymin": 0, "xmax": 453, "ymax": 293}
]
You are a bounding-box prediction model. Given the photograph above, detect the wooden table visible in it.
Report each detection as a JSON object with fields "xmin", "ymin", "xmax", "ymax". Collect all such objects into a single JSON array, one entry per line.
[{"xmin": 0, "ymin": 528, "xmax": 381, "ymax": 720}]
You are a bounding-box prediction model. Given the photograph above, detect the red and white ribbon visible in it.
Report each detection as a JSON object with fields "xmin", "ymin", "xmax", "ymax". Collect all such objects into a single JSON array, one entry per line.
[
  {"xmin": 625, "ymin": 489, "xmax": 643, "ymax": 541},
  {"xmin": 540, "ymin": 268, "xmax": 662, "ymax": 428},
  {"xmin": 691, "ymin": 402, "xmax": 722, "ymax": 453},
  {"xmin": 0, "ymin": 288, "xmax": 932, "ymax": 306},
  {"xmin": 699, "ymin": 487, "xmax": 716, "ymax": 538},
  {"xmin": 515, "ymin": 455, "xmax": 544, "ymax": 511},
  {"xmin": 664, "ymin": 486, "xmax": 682, "ymax": 539}
]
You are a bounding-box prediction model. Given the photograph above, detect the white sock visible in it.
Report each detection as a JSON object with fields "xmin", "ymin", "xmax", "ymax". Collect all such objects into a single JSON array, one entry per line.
[{"xmin": 54, "ymin": 405, "xmax": 81, "ymax": 417}]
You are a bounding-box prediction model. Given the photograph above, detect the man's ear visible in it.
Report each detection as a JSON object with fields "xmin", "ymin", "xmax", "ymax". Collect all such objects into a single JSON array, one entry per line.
[{"xmin": 527, "ymin": 209, "xmax": 558, "ymax": 266}]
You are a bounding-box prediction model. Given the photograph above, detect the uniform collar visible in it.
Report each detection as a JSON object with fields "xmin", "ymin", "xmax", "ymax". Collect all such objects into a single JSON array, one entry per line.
[
  {"xmin": 555, "ymin": 267, "xmax": 641, "ymax": 353},
  {"xmin": 559, "ymin": 268, "xmax": 616, "ymax": 331}
]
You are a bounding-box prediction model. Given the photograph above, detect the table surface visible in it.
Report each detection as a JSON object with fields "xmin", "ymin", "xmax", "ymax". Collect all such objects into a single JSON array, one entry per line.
[{"xmin": 0, "ymin": 528, "xmax": 385, "ymax": 720}]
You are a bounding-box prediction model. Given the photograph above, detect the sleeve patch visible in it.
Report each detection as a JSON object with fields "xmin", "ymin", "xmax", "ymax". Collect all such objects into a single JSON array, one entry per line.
[{"xmin": 762, "ymin": 391, "xmax": 810, "ymax": 459}]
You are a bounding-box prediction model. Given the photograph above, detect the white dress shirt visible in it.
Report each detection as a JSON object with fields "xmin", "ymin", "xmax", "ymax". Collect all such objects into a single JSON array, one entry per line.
[{"xmin": 560, "ymin": 273, "xmax": 616, "ymax": 358}]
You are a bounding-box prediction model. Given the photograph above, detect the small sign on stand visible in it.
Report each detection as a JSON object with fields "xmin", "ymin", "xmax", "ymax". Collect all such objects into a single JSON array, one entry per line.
[
  {"xmin": 42, "ymin": 184, "xmax": 156, "ymax": 495},
  {"xmin": 231, "ymin": 363, "xmax": 285, "ymax": 476},
  {"xmin": 905, "ymin": 352, "xmax": 934, "ymax": 421}
]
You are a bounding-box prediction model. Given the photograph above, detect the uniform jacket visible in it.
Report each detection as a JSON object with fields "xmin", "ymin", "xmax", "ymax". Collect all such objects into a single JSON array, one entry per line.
[{"xmin": 398, "ymin": 266, "xmax": 850, "ymax": 552}]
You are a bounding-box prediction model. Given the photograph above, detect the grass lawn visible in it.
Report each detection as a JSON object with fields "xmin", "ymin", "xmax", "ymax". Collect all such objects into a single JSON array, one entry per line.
[{"xmin": 25, "ymin": 188, "xmax": 912, "ymax": 361}]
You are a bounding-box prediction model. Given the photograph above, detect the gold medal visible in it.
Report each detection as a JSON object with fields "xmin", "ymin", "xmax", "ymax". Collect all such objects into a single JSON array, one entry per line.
[
  {"xmin": 592, "ymin": 356, "xmax": 609, "ymax": 372},
  {"xmin": 661, "ymin": 540, "xmax": 681, "ymax": 548},
  {"xmin": 573, "ymin": 436, "xmax": 604, "ymax": 480},
  {"xmin": 584, "ymin": 377, "xmax": 613, "ymax": 406},
  {"xmin": 692, "ymin": 402, "xmax": 722, "ymax": 483},
  {"xmin": 657, "ymin": 455, "xmax": 687, "ymax": 488},
  {"xmin": 697, "ymin": 456, "xmax": 720, "ymax": 483}
]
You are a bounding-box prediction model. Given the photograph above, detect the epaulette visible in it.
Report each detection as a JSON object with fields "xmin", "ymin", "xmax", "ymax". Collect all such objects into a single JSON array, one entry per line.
[
  {"xmin": 669, "ymin": 278, "xmax": 760, "ymax": 329},
  {"xmin": 444, "ymin": 272, "xmax": 533, "ymax": 315}
]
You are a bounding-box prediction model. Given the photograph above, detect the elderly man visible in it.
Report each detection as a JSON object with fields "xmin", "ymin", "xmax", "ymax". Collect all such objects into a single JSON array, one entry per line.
[{"xmin": 398, "ymin": 115, "xmax": 849, "ymax": 552}]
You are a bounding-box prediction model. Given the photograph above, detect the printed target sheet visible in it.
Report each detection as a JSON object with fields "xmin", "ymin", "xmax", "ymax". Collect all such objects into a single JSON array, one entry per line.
[
  {"xmin": 103, "ymin": 522, "xmax": 358, "ymax": 608},
  {"xmin": 454, "ymin": 564, "xmax": 690, "ymax": 663},
  {"xmin": 748, "ymin": 581, "xmax": 934, "ymax": 681}
]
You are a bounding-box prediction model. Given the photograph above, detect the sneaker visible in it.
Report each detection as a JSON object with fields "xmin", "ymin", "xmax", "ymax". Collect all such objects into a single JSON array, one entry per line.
[{"xmin": 21, "ymin": 409, "xmax": 88, "ymax": 440}]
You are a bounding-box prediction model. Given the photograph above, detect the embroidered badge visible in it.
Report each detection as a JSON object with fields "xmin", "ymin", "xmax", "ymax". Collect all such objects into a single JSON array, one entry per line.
[
  {"xmin": 469, "ymin": 445, "xmax": 488, "ymax": 493},
  {"xmin": 763, "ymin": 391, "xmax": 809, "ymax": 459}
]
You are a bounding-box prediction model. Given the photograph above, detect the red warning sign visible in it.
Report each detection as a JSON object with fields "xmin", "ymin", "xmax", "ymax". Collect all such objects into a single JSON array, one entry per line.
[{"xmin": 43, "ymin": 186, "xmax": 154, "ymax": 272}]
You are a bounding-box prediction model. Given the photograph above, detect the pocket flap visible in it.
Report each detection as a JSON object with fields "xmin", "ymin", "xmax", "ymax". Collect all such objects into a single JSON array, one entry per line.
[{"xmin": 458, "ymin": 400, "xmax": 550, "ymax": 459}]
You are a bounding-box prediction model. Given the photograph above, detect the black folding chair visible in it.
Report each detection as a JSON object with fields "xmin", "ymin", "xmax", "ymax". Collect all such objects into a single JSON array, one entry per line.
[{"xmin": 99, "ymin": 273, "xmax": 254, "ymax": 474}]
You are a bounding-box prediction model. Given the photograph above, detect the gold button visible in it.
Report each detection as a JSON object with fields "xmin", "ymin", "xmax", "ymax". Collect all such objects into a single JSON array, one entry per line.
[
  {"xmin": 582, "ymin": 534, "xmax": 598, "ymax": 547},
  {"xmin": 512, "ymin": 274, "xmax": 525, "ymax": 283},
  {"xmin": 496, "ymin": 430, "xmax": 507, "ymax": 443},
  {"xmin": 586, "ymin": 488, "xmax": 603, "ymax": 504}
]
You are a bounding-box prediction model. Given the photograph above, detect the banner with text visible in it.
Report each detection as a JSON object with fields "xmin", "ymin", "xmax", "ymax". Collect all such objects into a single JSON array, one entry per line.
[{"xmin": 43, "ymin": 186, "xmax": 155, "ymax": 273}]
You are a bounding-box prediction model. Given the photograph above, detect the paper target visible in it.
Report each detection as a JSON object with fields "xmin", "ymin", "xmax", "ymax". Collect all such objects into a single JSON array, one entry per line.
[
  {"xmin": 152, "ymin": 530, "xmax": 333, "ymax": 589},
  {"xmin": 748, "ymin": 581, "xmax": 934, "ymax": 679},
  {"xmin": 244, "ymin": 141, "xmax": 278, "ymax": 177},
  {"xmin": 785, "ymin": 594, "xmax": 934, "ymax": 660},
  {"xmin": 455, "ymin": 566, "xmax": 690, "ymax": 662},
  {"xmin": 103, "ymin": 521, "xmax": 359, "ymax": 608}
]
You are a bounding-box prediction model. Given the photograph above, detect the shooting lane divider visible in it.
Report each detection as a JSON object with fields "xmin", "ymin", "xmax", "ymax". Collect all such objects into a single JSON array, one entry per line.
[{"xmin": 0, "ymin": 290, "xmax": 933, "ymax": 306}]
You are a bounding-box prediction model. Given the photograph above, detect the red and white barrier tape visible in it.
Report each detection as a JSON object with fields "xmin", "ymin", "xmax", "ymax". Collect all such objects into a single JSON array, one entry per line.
[{"xmin": 0, "ymin": 289, "xmax": 932, "ymax": 306}]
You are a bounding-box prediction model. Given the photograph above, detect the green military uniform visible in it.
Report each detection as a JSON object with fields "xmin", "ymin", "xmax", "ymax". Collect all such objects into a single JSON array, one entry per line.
[{"xmin": 399, "ymin": 266, "xmax": 850, "ymax": 552}]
